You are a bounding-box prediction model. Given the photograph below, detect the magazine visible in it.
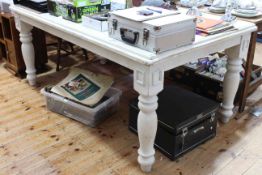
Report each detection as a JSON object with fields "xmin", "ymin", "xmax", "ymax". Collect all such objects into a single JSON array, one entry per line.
[
  {"xmin": 196, "ymin": 17, "xmax": 235, "ymax": 35},
  {"xmin": 197, "ymin": 22, "xmax": 234, "ymax": 35},
  {"xmin": 51, "ymin": 68, "xmax": 114, "ymax": 106},
  {"xmin": 196, "ymin": 17, "xmax": 223, "ymax": 30}
]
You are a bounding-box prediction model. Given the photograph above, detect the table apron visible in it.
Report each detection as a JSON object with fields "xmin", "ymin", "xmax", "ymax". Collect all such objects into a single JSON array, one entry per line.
[
  {"xmin": 153, "ymin": 36, "xmax": 244, "ymax": 71},
  {"xmin": 17, "ymin": 14, "xmax": 156, "ymax": 71}
]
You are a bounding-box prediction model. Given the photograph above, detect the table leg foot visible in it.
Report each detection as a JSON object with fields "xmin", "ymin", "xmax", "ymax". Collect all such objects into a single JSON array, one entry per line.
[
  {"xmin": 218, "ymin": 107, "xmax": 233, "ymax": 123},
  {"xmin": 139, "ymin": 163, "xmax": 153, "ymax": 173},
  {"xmin": 27, "ymin": 73, "xmax": 37, "ymax": 86}
]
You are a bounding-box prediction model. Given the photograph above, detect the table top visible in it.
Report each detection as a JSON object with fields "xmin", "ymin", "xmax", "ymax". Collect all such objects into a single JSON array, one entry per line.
[
  {"xmin": 199, "ymin": 6, "xmax": 262, "ymax": 24},
  {"xmin": 10, "ymin": 5, "xmax": 257, "ymax": 67}
]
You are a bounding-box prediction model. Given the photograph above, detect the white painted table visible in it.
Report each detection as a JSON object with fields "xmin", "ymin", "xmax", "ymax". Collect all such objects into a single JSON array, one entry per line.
[{"xmin": 10, "ymin": 5, "xmax": 257, "ymax": 173}]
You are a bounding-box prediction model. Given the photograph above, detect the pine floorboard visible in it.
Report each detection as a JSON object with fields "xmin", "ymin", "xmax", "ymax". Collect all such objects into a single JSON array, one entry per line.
[{"xmin": 0, "ymin": 43, "xmax": 261, "ymax": 175}]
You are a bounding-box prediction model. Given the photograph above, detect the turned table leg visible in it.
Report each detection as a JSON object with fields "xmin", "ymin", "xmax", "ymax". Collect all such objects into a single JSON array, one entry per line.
[
  {"xmin": 14, "ymin": 17, "xmax": 36, "ymax": 86},
  {"xmin": 220, "ymin": 57, "xmax": 242, "ymax": 123},
  {"xmin": 220, "ymin": 34, "xmax": 251, "ymax": 123},
  {"xmin": 20, "ymin": 23, "xmax": 36, "ymax": 86},
  {"xmin": 137, "ymin": 94, "xmax": 158, "ymax": 172},
  {"xmin": 134, "ymin": 68, "xmax": 164, "ymax": 172}
]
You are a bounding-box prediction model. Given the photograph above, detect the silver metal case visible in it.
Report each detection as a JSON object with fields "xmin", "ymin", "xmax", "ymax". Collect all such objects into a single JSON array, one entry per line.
[{"xmin": 108, "ymin": 13, "xmax": 196, "ymax": 53}]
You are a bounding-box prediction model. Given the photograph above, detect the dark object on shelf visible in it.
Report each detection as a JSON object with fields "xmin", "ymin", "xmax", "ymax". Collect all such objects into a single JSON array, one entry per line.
[
  {"xmin": 170, "ymin": 63, "xmax": 262, "ymax": 103},
  {"xmin": 258, "ymin": 32, "xmax": 262, "ymax": 39},
  {"xmin": 242, "ymin": 60, "xmax": 262, "ymax": 81},
  {"xmin": 257, "ymin": 32, "xmax": 262, "ymax": 43},
  {"xmin": 0, "ymin": 12, "xmax": 47, "ymax": 77},
  {"xmin": 129, "ymin": 85, "xmax": 219, "ymax": 160},
  {"xmin": 13, "ymin": 0, "xmax": 48, "ymax": 13}
]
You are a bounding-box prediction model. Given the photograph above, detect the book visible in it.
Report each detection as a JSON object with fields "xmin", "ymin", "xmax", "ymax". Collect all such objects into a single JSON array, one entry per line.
[
  {"xmin": 196, "ymin": 17, "xmax": 235, "ymax": 35},
  {"xmin": 197, "ymin": 22, "xmax": 234, "ymax": 35},
  {"xmin": 50, "ymin": 68, "xmax": 114, "ymax": 106},
  {"xmin": 196, "ymin": 17, "xmax": 223, "ymax": 30}
]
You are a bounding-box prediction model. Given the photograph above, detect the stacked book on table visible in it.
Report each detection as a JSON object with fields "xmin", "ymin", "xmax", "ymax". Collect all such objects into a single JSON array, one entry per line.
[{"xmin": 196, "ymin": 17, "xmax": 235, "ymax": 35}]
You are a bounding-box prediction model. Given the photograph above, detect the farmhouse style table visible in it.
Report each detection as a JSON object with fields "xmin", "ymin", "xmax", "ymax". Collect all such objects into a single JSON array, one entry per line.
[{"xmin": 10, "ymin": 5, "xmax": 256, "ymax": 172}]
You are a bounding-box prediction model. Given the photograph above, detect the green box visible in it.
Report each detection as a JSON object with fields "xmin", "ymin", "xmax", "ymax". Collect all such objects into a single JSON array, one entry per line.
[
  {"xmin": 61, "ymin": 4, "xmax": 101, "ymax": 23},
  {"xmin": 72, "ymin": 0, "xmax": 101, "ymax": 7},
  {"xmin": 47, "ymin": 0, "xmax": 110, "ymax": 23}
]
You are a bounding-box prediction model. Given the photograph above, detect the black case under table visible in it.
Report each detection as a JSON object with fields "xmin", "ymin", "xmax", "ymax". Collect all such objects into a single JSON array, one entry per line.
[{"xmin": 129, "ymin": 85, "xmax": 219, "ymax": 160}]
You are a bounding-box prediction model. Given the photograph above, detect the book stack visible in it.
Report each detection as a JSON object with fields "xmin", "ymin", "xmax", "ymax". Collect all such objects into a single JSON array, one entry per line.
[{"xmin": 196, "ymin": 17, "xmax": 235, "ymax": 35}]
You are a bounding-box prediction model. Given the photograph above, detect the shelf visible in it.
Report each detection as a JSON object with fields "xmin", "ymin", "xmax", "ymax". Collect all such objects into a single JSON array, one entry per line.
[
  {"xmin": 0, "ymin": 38, "xmax": 5, "ymax": 44},
  {"xmin": 0, "ymin": 12, "xmax": 48, "ymax": 76},
  {"xmin": 0, "ymin": 42, "xmax": 7, "ymax": 60},
  {"xmin": 2, "ymin": 16, "xmax": 12, "ymax": 40},
  {"xmin": 0, "ymin": 23, "xmax": 4, "ymax": 40},
  {"xmin": 0, "ymin": 12, "xmax": 14, "ymax": 19},
  {"xmin": 170, "ymin": 63, "xmax": 262, "ymax": 103}
]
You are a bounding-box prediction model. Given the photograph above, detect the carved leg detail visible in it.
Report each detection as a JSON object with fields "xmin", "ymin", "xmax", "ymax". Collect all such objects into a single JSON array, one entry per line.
[
  {"xmin": 19, "ymin": 23, "xmax": 36, "ymax": 86},
  {"xmin": 219, "ymin": 34, "xmax": 251, "ymax": 123},
  {"xmin": 137, "ymin": 94, "xmax": 158, "ymax": 172},
  {"xmin": 220, "ymin": 58, "xmax": 242, "ymax": 123}
]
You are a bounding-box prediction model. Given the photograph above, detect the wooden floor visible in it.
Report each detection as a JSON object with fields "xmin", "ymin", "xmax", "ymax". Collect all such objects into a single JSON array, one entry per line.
[{"xmin": 0, "ymin": 43, "xmax": 262, "ymax": 175}]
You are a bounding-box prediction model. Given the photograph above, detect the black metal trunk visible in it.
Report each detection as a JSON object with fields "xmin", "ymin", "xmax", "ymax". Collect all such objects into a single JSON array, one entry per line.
[{"xmin": 129, "ymin": 85, "xmax": 219, "ymax": 160}]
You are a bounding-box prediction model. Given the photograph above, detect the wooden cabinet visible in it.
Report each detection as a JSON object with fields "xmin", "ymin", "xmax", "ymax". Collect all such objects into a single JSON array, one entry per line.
[
  {"xmin": 0, "ymin": 12, "xmax": 47, "ymax": 77},
  {"xmin": 0, "ymin": 42, "xmax": 7, "ymax": 61},
  {"xmin": 0, "ymin": 17, "xmax": 7, "ymax": 62}
]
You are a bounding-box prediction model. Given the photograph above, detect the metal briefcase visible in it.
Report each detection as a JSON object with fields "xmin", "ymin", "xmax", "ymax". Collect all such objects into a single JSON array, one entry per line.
[
  {"xmin": 108, "ymin": 6, "xmax": 196, "ymax": 53},
  {"xmin": 129, "ymin": 85, "xmax": 219, "ymax": 160}
]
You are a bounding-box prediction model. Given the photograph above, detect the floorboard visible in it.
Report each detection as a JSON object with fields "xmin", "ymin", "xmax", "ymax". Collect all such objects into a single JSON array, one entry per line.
[{"xmin": 0, "ymin": 42, "xmax": 262, "ymax": 175}]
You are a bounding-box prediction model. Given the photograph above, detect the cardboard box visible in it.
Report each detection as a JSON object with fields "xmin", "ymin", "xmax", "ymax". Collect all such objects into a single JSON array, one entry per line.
[{"xmin": 82, "ymin": 14, "xmax": 108, "ymax": 31}]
